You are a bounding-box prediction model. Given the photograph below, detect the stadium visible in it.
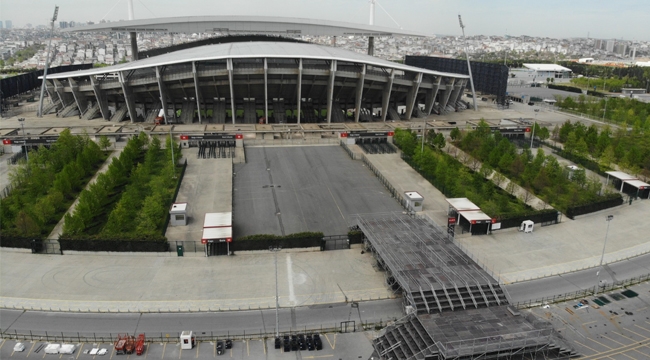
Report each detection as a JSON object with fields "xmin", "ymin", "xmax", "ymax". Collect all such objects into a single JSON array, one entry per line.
[{"xmin": 40, "ymin": 17, "xmax": 470, "ymax": 124}]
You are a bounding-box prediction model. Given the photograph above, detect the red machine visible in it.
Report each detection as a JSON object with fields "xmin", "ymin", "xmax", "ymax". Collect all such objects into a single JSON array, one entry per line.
[
  {"xmin": 135, "ymin": 334, "xmax": 146, "ymax": 356},
  {"xmin": 114, "ymin": 334, "xmax": 136, "ymax": 355}
]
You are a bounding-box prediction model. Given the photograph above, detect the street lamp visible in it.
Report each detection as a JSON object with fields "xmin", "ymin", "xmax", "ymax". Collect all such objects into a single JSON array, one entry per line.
[
  {"xmin": 595, "ymin": 215, "xmax": 614, "ymax": 294},
  {"xmin": 269, "ymin": 246, "xmax": 282, "ymax": 337},
  {"xmin": 18, "ymin": 117, "xmax": 28, "ymax": 162}
]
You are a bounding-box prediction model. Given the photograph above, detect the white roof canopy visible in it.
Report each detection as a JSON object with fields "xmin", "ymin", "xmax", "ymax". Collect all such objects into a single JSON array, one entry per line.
[
  {"xmin": 460, "ymin": 211, "xmax": 492, "ymax": 222},
  {"xmin": 523, "ymin": 64, "xmax": 572, "ymax": 72},
  {"xmin": 203, "ymin": 212, "xmax": 232, "ymax": 228},
  {"xmin": 202, "ymin": 227, "xmax": 232, "ymax": 240},
  {"xmin": 624, "ymin": 179, "xmax": 650, "ymax": 189},
  {"xmin": 446, "ymin": 198, "xmax": 480, "ymax": 212},
  {"xmin": 606, "ymin": 171, "xmax": 636, "ymax": 180}
]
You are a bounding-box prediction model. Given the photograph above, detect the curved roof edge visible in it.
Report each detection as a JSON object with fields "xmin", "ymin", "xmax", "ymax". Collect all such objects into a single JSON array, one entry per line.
[
  {"xmin": 64, "ymin": 15, "xmax": 431, "ymax": 37},
  {"xmin": 43, "ymin": 42, "xmax": 469, "ymax": 80}
]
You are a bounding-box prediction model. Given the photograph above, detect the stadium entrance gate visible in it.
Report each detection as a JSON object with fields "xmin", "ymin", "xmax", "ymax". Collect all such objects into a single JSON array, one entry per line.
[
  {"xmin": 321, "ymin": 235, "xmax": 350, "ymax": 251},
  {"xmin": 205, "ymin": 240, "xmax": 229, "ymax": 256},
  {"xmin": 349, "ymin": 131, "xmax": 396, "ymax": 154},
  {"xmin": 184, "ymin": 134, "xmax": 236, "ymax": 159}
]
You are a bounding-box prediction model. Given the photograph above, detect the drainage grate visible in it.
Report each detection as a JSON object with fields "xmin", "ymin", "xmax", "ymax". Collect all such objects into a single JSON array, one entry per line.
[{"xmin": 621, "ymin": 289, "xmax": 639, "ymax": 298}]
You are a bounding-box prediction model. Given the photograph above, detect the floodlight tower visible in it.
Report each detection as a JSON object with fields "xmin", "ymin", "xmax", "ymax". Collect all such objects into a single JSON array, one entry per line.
[
  {"xmin": 368, "ymin": 0, "xmax": 376, "ymax": 56},
  {"xmin": 37, "ymin": 5, "xmax": 59, "ymax": 117},
  {"xmin": 458, "ymin": 15, "xmax": 478, "ymax": 111},
  {"xmin": 128, "ymin": 0, "xmax": 138, "ymax": 60}
]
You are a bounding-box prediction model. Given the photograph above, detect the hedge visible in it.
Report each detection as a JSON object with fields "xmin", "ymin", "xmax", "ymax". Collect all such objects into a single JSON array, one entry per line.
[
  {"xmin": 59, "ymin": 233, "xmax": 169, "ymax": 252},
  {"xmin": 233, "ymin": 232, "xmax": 324, "ymax": 251},
  {"xmin": 547, "ymin": 84, "xmax": 583, "ymax": 94}
]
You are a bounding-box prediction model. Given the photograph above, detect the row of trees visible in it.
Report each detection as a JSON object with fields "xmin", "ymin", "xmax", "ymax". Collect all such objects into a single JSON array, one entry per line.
[
  {"xmin": 394, "ymin": 129, "xmax": 533, "ymax": 218},
  {"xmin": 63, "ymin": 133, "xmax": 181, "ymax": 239},
  {"xmin": 554, "ymin": 94, "xmax": 650, "ymax": 129},
  {"xmin": 554, "ymin": 120, "xmax": 650, "ymax": 178},
  {"xmin": 1, "ymin": 130, "xmax": 107, "ymax": 237},
  {"xmin": 455, "ymin": 121, "xmax": 617, "ymax": 212}
]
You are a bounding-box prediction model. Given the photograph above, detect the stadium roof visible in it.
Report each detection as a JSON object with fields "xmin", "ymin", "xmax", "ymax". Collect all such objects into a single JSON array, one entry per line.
[
  {"xmin": 522, "ymin": 63, "xmax": 572, "ymax": 72},
  {"xmin": 43, "ymin": 41, "xmax": 470, "ymax": 80},
  {"xmin": 65, "ymin": 15, "xmax": 430, "ymax": 37}
]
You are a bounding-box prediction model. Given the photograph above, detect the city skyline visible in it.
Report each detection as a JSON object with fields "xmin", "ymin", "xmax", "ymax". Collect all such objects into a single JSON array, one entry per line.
[{"xmin": 1, "ymin": 0, "xmax": 649, "ymax": 41}]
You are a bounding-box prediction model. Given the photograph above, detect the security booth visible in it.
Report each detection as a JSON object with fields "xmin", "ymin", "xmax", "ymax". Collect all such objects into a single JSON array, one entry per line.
[
  {"xmin": 169, "ymin": 202, "xmax": 188, "ymax": 226},
  {"xmin": 519, "ymin": 220, "xmax": 534, "ymax": 233},
  {"xmin": 180, "ymin": 331, "xmax": 195, "ymax": 349},
  {"xmin": 202, "ymin": 227, "xmax": 232, "ymax": 257},
  {"xmin": 404, "ymin": 191, "xmax": 424, "ymax": 212}
]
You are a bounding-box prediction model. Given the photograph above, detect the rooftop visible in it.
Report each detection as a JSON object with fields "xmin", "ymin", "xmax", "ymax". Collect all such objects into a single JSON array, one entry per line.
[{"xmin": 523, "ymin": 63, "xmax": 572, "ymax": 72}]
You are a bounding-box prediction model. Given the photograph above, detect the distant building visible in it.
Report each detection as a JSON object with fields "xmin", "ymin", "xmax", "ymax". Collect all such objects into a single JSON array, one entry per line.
[
  {"xmin": 509, "ymin": 64, "xmax": 573, "ymax": 84},
  {"xmin": 60, "ymin": 21, "xmax": 68, "ymax": 29},
  {"xmin": 4, "ymin": 20, "xmax": 12, "ymax": 29},
  {"xmin": 614, "ymin": 43, "xmax": 627, "ymax": 56},
  {"xmin": 606, "ymin": 39, "xmax": 616, "ymax": 52},
  {"xmin": 0, "ymin": 21, "xmax": 3, "ymax": 29},
  {"xmin": 578, "ymin": 58, "xmax": 594, "ymax": 64}
]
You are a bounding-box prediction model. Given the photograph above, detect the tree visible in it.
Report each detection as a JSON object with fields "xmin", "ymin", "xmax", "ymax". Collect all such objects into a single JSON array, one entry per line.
[
  {"xmin": 492, "ymin": 172, "xmax": 506, "ymax": 187},
  {"xmin": 450, "ymin": 127, "xmax": 462, "ymax": 141},
  {"xmin": 14, "ymin": 210, "xmax": 41, "ymax": 237},
  {"xmin": 432, "ymin": 133, "xmax": 446, "ymax": 150},
  {"xmin": 99, "ymin": 135, "xmax": 111, "ymax": 152},
  {"xmin": 537, "ymin": 127, "xmax": 550, "ymax": 142}
]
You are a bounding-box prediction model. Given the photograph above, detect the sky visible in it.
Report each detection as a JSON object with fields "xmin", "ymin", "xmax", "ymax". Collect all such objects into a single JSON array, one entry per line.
[{"xmin": 1, "ymin": 0, "xmax": 649, "ymax": 41}]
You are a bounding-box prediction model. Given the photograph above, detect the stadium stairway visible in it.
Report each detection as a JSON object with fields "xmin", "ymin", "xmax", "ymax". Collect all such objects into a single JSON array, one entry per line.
[
  {"xmin": 243, "ymin": 101, "xmax": 257, "ymax": 123},
  {"xmin": 273, "ymin": 100, "xmax": 286, "ymax": 123},
  {"xmin": 330, "ymin": 103, "xmax": 346, "ymax": 123},
  {"xmin": 180, "ymin": 101, "xmax": 195, "ymax": 124},
  {"xmin": 58, "ymin": 102, "xmax": 80, "ymax": 118},
  {"xmin": 82, "ymin": 103, "xmax": 101, "ymax": 120},
  {"xmin": 387, "ymin": 107, "xmax": 401, "ymax": 120},
  {"xmin": 373, "ymin": 315, "xmax": 436, "ymax": 360},
  {"xmin": 145, "ymin": 107, "xmax": 161, "ymax": 123},
  {"xmin": 110, "ymin": 105, "xmax": 128, "ymax": 122},
  {"xmin": 212, "ymin": 100, "xmax": 226, "ymax": 123}
]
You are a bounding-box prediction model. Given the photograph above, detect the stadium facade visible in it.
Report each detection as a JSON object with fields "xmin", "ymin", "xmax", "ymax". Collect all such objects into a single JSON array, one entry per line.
[{"xmin": 42, "ymin": 41, "xmax": 469, "ymax": 124}]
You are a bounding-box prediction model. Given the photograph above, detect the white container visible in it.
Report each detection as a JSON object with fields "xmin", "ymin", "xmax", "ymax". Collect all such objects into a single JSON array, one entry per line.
[
  {"xmin": 180, "ymin": 331, "xmax": 195, "ymax": 350},
  {"xmin": 44, "ymin": 344, "xmax": 61, "ymax": 354},
  {"xmin": 59, "ymin": 344, "xmax": 76, "ymax": 354}
]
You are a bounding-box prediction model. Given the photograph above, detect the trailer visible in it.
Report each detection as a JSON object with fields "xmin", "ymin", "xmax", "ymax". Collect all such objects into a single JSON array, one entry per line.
[{"xmin": 135, "ymin": 334, "xmax": 146, "ymax": 356}]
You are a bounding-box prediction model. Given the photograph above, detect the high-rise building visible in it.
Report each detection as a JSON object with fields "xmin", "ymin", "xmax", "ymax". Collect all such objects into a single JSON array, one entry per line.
[
  {"xmin": 614, "ymin": 43, "xmax": 627, "ymax": 56},
  {"xmin": 5, "ymin": 20, "xmax": 12, "ymax": 29},
  {"xmin": 605, "ymin": 40, "xmax": 616, "ymax": 53},
  {"xmin": 59, "ymin": 21, "xmax": 68, "ymax": 29},
  {"xmin": 0, "ymin": 21, "xmax": 4, "ymax": 29}
]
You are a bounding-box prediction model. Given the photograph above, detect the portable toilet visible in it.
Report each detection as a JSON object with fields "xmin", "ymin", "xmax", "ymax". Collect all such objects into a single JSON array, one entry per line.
[
  {"xmin": 519, "ymin": 220, "xmax": 534, "ymax": 233},
  {"xmin": 180, "ymin": 331, "xmax": 195, "ymax": 350},
  {"xmin": 169, "ymin": 202, "xmax": 188, "ymax": 226},
  {"xmin": 404, "ymin": 191, "xmax": 424, "ymax": 212}
]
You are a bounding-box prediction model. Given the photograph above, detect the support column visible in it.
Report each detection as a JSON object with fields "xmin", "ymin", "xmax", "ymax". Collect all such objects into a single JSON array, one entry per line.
[
  {"xmin": 227, "ymin": 58, "xmax": 236, "ymax": 124},
  {"xmin": 130, "ymin": 32, "xmax": 138, "ymax": 61},
  {"xmin": 119, "ymin": 71, "xmax": 137, "ymax": 123},
  {"xmin": 425, "ymin": 77, "xmax": 442, "ymax": 116},
  {"xmin": 156, "ymin": 66, "xmax": 170, "ymax": 124},
  {"xmin": 326, "ymin": 60, "xmax": 337, "ymax": 123},
  {"xmin": 90, "ymin": 77, "xmax": 110, "ymax": 120},
  {"xmin": 192, "ymin": 62, "xmax": 203, "ymax": 124},
  {"xmin": 354, "ymin": 64, "xmax": 366, "ymax": 122},
  {"xmin": 264, "ymin": 58, "xmax": 268, "ymax": 124},
  {"xmin": 405, "ymin": 73, "xmax": 423, "ymax": 120},
  {"xmin": 440, "ymin": 78, "xmax": 456, "ymax": 111},
  {"xmin": 52, "ymin": 79, "xmax": 69, "ymax": 107},
  {"xmin": 381, "ymin": 69, "xmax": 394, "ymax": 122},
  {"xmin": 368, "ymin": 36, "xmax": 375, "ymax": 56},
  {"xmin": 449, "ymin": 79, "xmax": 463, "ymax": 109},
  {"xmin": 296, "ymin": 58, "xmax": 303, "ymax": 124},
  {"xmin": 68, "ymin": 78, "xmax": 88, "ymax": 116},
  {"xmin": 453, "ymin": 79, "xmax": 468, "ymax": 105}
]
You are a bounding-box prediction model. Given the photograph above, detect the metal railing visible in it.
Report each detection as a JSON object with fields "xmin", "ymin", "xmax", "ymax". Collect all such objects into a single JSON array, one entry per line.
[{"xmin": 512, "ymin": 273, "xmax": 650, "ymax": 309}]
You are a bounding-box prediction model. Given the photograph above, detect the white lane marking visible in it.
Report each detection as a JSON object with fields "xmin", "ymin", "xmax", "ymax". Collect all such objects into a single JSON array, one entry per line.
[{"xmin": 286, "ymin": 254, "xmax": 296, "ymax": 306}]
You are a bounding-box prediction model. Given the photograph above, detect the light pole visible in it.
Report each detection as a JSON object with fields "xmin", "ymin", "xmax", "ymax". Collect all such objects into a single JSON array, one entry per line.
[
  {"xmin": 530, "ymin": 121, "xmax": 536, "ymax": 149},
  {"xmin": 18, "ymin": 117, "xmax": 28, "ymax": 162},
  {"xmin": 269, "ymin": 246, "xmax": 282, "ymax": 337},
  {"xmin": 37, "ymin": 6, "xmax": 59, "ymax": 117},
  {"xmin": 169, "ymin": 127, "xmax": 176, "ymax": 178},
  {"xmin": 458, "ymin": 15, "xmax": 478, "ymax": 111},
  {"xmin": 595, "ymin": 215, "xmax": 614, "ymax": 294}
]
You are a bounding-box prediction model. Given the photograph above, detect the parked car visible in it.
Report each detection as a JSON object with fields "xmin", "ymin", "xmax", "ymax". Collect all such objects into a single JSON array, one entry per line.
[{"xmin": 13, "ymin": 343, "xmax": 25, "ymax": 352}]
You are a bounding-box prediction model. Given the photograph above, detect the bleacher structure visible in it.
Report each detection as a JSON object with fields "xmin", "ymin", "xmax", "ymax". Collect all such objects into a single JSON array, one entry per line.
[{"xmin": 357, "ymin": 213, "xmax": 578, "ymax": 360}]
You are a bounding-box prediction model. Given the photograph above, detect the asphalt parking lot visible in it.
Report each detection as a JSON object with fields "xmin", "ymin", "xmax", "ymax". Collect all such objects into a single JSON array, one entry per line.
[
  {"xmin": 527, "ymin": 281, "xmax": 650, "ymax": 359},
  {"xmin": 0, "ymin": 332, "xmax": 374, "ymax": 359},
  {"xmin": 233, "ymin": 145, "xmax": 403, "ymax": 237}
]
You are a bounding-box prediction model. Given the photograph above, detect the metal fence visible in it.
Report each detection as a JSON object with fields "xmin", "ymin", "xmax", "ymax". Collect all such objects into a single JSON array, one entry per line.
[
  {"xmin": 0, "ymin": 319, "xmax": 391, "ymax": 343},
  {"xmin": 513, "ymin": 273, "xmax": 650, "ymax": 309},
  {"xmin": 360, "ymin": 154, "xmax": 408, "ymax": 210}
]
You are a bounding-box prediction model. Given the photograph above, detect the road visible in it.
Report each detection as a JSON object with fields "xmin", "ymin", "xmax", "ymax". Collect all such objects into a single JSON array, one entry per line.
[
  {"xmin": 505, "ymin": 251, "xmax": 650, "ymax": 304},
  {"xmin": 0, "ymin": 299, "xmax": 404, "ymax": 339}
]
